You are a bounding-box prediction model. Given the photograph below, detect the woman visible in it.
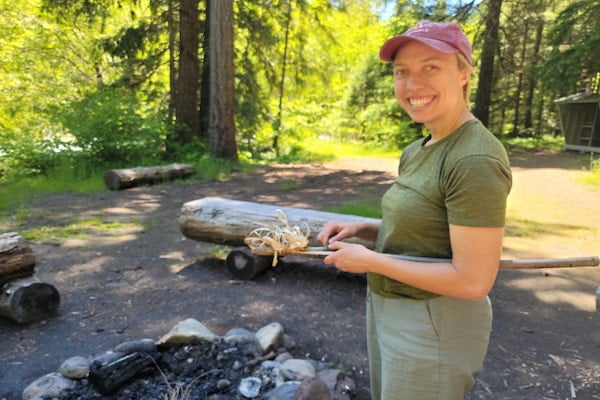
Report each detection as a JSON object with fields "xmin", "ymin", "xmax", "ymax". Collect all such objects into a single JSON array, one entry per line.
[{"xmin": 317, "ymin": 21, "xmax": 512, "ymax": 400}]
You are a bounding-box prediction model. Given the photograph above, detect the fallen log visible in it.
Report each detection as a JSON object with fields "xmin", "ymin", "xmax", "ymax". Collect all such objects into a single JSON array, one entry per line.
[
  {"xmin": 0, "ymin": 232, "xmax": 36, "ymax": 284},
  {"xmin": 0, "ymin": 276, "xmax": 60, "ymax": 324},
  {"xmin": 104, "ymin": 163, "xmax": 196, "ymax": 190},
  {"xmin": 179, "ymin": 196, "xmax": 379, "ymax": 247},
  {"xmin": 180, "ymin": 197, "xmax": 600, "ymax": 280}
]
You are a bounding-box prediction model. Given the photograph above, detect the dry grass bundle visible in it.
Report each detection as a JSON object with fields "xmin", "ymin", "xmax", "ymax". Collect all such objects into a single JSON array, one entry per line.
[{"xmin": 244, "ymin": 209, "xmax": 311, "ymax": 266}]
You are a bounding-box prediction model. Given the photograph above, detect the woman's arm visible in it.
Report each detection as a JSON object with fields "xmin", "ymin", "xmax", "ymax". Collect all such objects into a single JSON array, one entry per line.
[{"xmin": 323, "ymin": 224, "xmax": 504, "ymax": 300}]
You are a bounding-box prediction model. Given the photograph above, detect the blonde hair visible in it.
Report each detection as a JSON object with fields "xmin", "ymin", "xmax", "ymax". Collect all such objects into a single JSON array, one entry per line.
[{"xmin": 456, "ymin": 53, "xmax": 472, "ymax": 106}]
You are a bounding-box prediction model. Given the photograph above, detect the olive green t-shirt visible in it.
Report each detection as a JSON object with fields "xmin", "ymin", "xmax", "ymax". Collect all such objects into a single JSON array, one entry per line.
[{"xmin": 368, "ymin": 120, "xmax": 512, "ymax": 299}]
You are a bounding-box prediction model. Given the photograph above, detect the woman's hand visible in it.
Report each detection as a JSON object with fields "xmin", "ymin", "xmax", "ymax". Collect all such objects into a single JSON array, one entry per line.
[
  {"xmin": 322, "ymin": 241, "xmax": 379, "ymax": 274},
  {"xmin": 316, "ymin": 222, "xmax": 359, "ymax": 245},
  {"xmin": 317, "ymin": 221, "xmax": 380, "ymax": 245}
]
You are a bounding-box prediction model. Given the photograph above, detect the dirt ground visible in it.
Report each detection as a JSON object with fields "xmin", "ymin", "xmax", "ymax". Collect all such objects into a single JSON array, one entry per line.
[{"xmin": 1, "ymin": 150, "xmax": 600, "ymax": 400}]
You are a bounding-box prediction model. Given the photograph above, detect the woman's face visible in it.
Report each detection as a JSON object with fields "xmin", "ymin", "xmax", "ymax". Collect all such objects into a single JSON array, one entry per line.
[{"xmin": 392, "ymin": 40, "xmax": 470, "ymax": 129}]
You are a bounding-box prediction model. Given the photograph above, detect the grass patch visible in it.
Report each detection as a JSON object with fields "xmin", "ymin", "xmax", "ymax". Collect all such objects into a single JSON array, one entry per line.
[
  {"xmin": 302, "ymin": 138, "xmax": 400, "ymax": 160},
  {"xmin": 0, "ymin": 172, "xmax": 106, "ymax": 216},
  {"xmin": 501, "ymin": 134, "xmax": 565, "ymax": 152},
  {"xmin": 581, "ymin": 156, "xmax": 600, "ymax": 185},
  {"xmin": 329, "ymin": 201, "xmax": 382, "ymax": 218},
  {"xmin": 505, "ymin": 216, "xmax": 592, "ymax": 239},
  {"xmin": 278, "ymin": 179, "xmax": 300, "ymax": 191},
  {"xmin": 20, "ymin": 218, "xmax": 143, "ymax": 245}
]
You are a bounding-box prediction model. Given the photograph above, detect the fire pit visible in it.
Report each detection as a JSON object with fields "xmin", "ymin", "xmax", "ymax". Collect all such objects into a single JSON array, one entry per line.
[{"xmin": 22, "ymin": 319, "xmax": 357, "ymax": 400}]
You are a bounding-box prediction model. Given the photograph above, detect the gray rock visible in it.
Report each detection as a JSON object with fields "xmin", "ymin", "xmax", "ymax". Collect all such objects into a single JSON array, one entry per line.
[
  {"xmin": 261, "ymin": 381, "xmax": 301, "ymax": 400},
  {"xmin": 114, "ymin": 338, "xmax": 156, "ymax": 354},
  {"xmin": 280, "ymin": 359, "xmax": 316, "ymax": 381},
  {"xmin": 22, "ymin": 372, "xmax": 76, "ymax": 400},
  {"xmin": 156, "ymin": 318, "xmax": 218, "ymax": 344},
  {"xmin": 293, "ymin": 377, "xmax": 330, "ymax": 400},
  {"xmin": 259, "ymin": 360, "xmax": 285, "ymax": 386},
  {"xmin": 217, "ymin": 379, "xmax": 231, "ymax": 390},
  {"xmin": 255, "ymin": 322, "xmax": 284, "ymax": 354},
  {"xmin": 59, "ymin": 356, "xmax": 90, "ymax": 379},
  {"xmin": 238, "ymin": 376, "xmax": 262, "ymax": 398},
  {"xmin": 274, "ymin": 351, "xmax": 293, "ymax": 364},
  {"xmin": 316, "ymin": 369, "xmax": 342, "ymax": 391},
  {"xmin": 225, "ymin": 327, "xmax": 255, "ymax": 338}
]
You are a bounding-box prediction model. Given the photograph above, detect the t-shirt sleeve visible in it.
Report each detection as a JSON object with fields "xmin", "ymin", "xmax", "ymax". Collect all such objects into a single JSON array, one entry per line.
[{"xmin": 444, "ymin": 155, "xmax": 512, "ymax": 227}]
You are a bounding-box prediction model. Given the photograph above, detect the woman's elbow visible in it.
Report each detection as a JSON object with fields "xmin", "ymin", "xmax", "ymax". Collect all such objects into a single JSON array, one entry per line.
[{"xmin": 459, "ymin": 277, "xmax": 496, "ymax": 300}]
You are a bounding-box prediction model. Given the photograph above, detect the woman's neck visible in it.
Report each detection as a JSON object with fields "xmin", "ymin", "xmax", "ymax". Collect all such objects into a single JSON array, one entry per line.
[{"xmin": 425, "ymin": 108, "xmax": 475, "ymax": 146}]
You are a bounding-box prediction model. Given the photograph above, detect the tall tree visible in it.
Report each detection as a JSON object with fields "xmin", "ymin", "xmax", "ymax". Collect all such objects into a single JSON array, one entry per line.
[
  {"xmin": 473, "ymin": 0, "xmax": 503, "ymax": 127},
  {"xmin": 175, "ymin": 0, "xmax": 200, "ymax": 144},
  {"xmin": 208, "ymin": 0, "xmax": 237, "ymax": 159}
]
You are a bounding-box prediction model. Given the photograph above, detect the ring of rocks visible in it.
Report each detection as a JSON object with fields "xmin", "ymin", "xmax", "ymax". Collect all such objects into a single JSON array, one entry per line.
[{"xmin": 22, "ymin": 318, "xmax": 357, "ymax": 400}]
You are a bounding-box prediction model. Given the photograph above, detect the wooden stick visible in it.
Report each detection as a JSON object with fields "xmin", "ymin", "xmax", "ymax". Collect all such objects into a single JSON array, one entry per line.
[{"xmin": 251, "ymin": 247, "xmax": 600, "ymax": 269}]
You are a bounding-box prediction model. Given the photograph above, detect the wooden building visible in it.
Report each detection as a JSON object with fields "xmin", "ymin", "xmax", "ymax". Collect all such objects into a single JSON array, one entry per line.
[{"xmin": 555, "ymin": 92, "xmax": 600, "ymax": 153}]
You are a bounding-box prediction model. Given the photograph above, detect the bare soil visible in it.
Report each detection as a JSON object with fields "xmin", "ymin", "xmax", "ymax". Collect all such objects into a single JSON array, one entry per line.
[{"xmin": 1, "ymin": 149, "xmax": 600, "ymax": 400}]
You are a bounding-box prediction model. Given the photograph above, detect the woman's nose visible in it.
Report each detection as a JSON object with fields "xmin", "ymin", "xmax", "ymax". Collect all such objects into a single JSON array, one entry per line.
[{"xmin": 404, "ymin": 73, "xmax": 425, "ymax": 89}]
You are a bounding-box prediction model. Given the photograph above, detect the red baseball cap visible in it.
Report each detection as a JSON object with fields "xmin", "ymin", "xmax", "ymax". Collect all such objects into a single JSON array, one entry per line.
[{"xmin": 379, "ymin": 20, "xmax": 472, "ymax": 65}]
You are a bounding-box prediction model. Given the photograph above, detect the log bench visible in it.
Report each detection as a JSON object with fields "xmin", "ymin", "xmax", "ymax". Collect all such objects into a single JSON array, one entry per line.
[
  {"xmin": 179, "ymin": 197, "xmax": 600, "ymax": 287},
  {"xmin": 0, "ymin": 232, "xmax": 60, "ymax": 324},
  {"xmin": 179, "ymin": 196, "xmax": 379, "ymax": 280}
]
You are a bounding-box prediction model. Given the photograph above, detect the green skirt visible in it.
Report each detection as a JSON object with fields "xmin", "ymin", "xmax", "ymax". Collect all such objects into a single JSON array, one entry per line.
[{"xmin": 366, "ymin": 288, "xmax": 492, "ymax": 400}]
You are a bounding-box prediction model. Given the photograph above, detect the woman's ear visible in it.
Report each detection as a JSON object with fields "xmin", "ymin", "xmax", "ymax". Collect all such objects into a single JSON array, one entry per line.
[{"xmin": 459, "ymin": 68, "xmax": 471, "ymax": 86}]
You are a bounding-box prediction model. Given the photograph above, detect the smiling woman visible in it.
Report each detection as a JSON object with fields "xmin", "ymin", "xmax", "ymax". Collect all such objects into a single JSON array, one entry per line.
[{"xmin": 316, "ymin": 20, "xmax": 512, "ymax": 400}]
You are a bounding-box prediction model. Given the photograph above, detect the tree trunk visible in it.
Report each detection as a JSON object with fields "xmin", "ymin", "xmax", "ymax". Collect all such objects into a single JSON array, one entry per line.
[
  {"xmin": 178, "ymin": 196, "xmax": 379, "ymax": 247},
  {"xmin": 473, "ymin": 0, "xmax": 503, "ymax": 127},
  {"xmin": 167, "ymin": 0, "xmax": 176, "ymax": 124},
  {"xmin": 103, "ymin": 164, "xmax": 196, "ymax": 190},
  {"xmin": 524, "ymin": 16, "xmax": 544, "ymax": 133},
  {"xmin": 199, "ymin": 0, "xmax": 210, "ymax": 140},
  {"xmin": 208, "ymin": 0, "xmax": 238, "ymax": 160},
  {"xmin": 511, "ymin": 19, "xmax": 529, "ymax": 137},
  {"xmin": 0, "ymin": 276, "xmax": 60, "ymax": 324},
  {"xmin": 0, "ymin": 232, "xmax": 36, "ymax": 283},
  {"xmin": 175, "ymin": 0, "xmax": 200, "ymax": 144}
]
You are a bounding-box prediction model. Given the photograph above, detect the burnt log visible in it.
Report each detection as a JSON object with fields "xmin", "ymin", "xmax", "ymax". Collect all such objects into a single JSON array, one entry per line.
[
  {"xmin": 0, "ymin": 232, "xmax": 36, "ymax": 285},
  {"xmin": 226, "ymin": 246, "xmax": 273, "ymax": 280},
  {"xmin": 103, "ymin": 163, "xmax": 196, "ymax": 190},
  {"xmin": 179, "ymin": 196, "xmax": 379, "ymax": 247},
  {"xmin": 89, "ymin": 352, "xmax": 156, "ymax": 395},
  {"xmin": 0, "ymin": 276, "xmax": 60, "ymax": 324}
]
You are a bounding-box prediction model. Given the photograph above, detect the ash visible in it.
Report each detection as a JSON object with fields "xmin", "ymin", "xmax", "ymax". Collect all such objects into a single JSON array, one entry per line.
[{"xmin": 54, "ymin": 339, "xmax": 277, "ymax": 400}]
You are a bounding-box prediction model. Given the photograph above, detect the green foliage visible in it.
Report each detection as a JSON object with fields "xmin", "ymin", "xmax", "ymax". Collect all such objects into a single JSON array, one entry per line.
[
  {"xmin": 51, "ymin": 88, "xmax": 167, "ymax": 168},
  {"xmin": 2, "ymin": 0, "xmax": 599, "ymax": 190},
  {"xmin": 543, "ymin": 0, "xmax": 600, "ymax": 96}
]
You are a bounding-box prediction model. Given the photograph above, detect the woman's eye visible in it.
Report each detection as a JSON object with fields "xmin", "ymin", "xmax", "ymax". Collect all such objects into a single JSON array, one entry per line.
[
  {"xmin": 424, "ymin": 65, "xmax": 438, "ymax": 72},
  {"xmin": 394, "ymin": 69, "xmax": 407, "ymax": 77}
]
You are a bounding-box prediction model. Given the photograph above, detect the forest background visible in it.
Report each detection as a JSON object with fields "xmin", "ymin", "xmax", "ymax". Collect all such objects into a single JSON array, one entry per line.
[{"xmin": 0, "ymin": 0, "xmax": 599, "ymax": 207}]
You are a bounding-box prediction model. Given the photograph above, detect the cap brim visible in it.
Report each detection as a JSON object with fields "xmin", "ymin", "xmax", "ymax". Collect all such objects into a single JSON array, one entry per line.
[{"xmin": 379, "ymin": 36, "xmax": 459, "ymax": 62}]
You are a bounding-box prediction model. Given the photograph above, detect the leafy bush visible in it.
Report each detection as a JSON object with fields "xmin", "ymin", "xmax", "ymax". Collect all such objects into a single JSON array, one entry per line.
[{"xmin": 53, "ymin": 87, "xmax": 167, "ymax": 168}]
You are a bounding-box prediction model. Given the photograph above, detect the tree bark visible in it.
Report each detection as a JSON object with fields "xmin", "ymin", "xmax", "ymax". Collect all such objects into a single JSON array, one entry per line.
[
  {"xmin": 175, "ymin": 0, "xmax": 200, "ymax": 144},
  {"xmin": 473, "ymin": 0, "xmax": 503, "ymax": 127},
  {"xmin": 0, "ymin": 276, "xmax": 60, "ymax": 324},
  {"xmin": 178, "ymin": 196, "xmax": 379, "ymax": 247},
  {"xmin": 103, "ymin": 164, "xmax": 196, "ymax": 190},
  {"xmin": 0, "ymin": 232, "xmax": 36, "ymax": 283},
  {"xmin": 208, "ymin": 0, "xmax": 238, "ymax": 160}
]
